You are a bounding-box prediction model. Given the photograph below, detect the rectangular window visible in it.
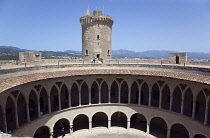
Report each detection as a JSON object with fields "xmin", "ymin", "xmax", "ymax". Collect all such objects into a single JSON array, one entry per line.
[{"xmin": 97, "ymin": 35, "xmax": 100, "ymax": 40}]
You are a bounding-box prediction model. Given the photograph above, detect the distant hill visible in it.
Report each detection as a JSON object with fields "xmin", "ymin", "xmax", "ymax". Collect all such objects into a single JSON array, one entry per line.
[{"xmin": 0, "ymin": 46, "xmax": 210, "ymax": 60}]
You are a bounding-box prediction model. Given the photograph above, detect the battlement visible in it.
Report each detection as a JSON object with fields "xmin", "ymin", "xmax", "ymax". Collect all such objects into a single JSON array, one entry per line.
[{"xmin": 80, "ymin": 10, "xmax": 114, "ymax": 26}]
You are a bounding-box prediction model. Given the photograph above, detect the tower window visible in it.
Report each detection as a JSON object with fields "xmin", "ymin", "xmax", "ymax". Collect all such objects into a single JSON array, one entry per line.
[
  {"xmin": 108, "ymin": 50, "xmax": 110, "ymax": 55},
  {"xmin": 97, "ymin": 35, "xmax": 100, "ymax": 40},
  {"xmin": 85, "ymin": 50, "xmax": 88, "ymax": 55}
]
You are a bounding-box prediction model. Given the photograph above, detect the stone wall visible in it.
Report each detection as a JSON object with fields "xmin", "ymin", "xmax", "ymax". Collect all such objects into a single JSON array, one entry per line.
[
  {"xmin": 169, "ymin": 53, "xmax": 187, "ymax": 64},
  {"xmin": 19, "ymin": 51, "xmax": 41, "ymax": 64}
]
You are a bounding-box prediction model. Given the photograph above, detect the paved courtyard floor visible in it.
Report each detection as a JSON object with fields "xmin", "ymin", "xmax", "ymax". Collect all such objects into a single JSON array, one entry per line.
[{"xmin": 63, "ymin": 127, "xmax": 156, "ymax": 138}]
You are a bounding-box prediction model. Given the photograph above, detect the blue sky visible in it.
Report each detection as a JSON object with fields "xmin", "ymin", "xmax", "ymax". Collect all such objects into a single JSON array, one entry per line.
[{"xmin": 0, "ymin": 0, "xmax": 210, "ymax": 52}]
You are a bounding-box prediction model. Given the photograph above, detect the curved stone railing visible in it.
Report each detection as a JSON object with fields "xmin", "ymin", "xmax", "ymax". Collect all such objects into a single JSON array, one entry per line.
[
  {"xmin": 0, "ymin": 63, "xmax": 210, "ymax": 75},
  {"xmin": 12, "ymin": 104, "xmax": 209, "ymax": 138}
]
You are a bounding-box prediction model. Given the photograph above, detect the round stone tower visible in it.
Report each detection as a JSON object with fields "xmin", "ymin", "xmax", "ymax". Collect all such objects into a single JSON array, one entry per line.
[{"xmin": 80, "ymin": 10, "xmax": 114, "ymax": 60}]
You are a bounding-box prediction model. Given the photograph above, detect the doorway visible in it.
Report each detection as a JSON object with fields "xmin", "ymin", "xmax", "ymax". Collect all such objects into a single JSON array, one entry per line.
[{"xmin": 176, "ymin": 56, "xmax": 179, "ymax": 64}]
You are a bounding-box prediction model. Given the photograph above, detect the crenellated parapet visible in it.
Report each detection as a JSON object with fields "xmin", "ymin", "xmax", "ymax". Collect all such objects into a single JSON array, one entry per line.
[{"xmin": 80, "ymin": 15, "xmax": 114, "ymax": 27}]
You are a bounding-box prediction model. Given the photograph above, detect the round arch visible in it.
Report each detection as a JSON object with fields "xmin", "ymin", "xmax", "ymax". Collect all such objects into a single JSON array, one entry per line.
[
  {"xmin": 111, "ymin": 111, "xmax": 127, "ymax": 128},
  {"xmin": 34, "ymin": 126, "xmax": 50, "ymax": 138},
  {"xmin": 73, "ymin": 114, "xmax": 89, "ymax": 132},
  {"xmin": 170, "ymin": 123, "xmax": 189, "ymax": 138},
  {"xmin": 150, "ymin": 117, "xmax": 167, "ymax": 138},
  {"xmin": 53, "ymin": 118, "xmax": 70, "ymax": 137},
  {"xmin": 92, "ymin": 112, "xmax": 108, "ymax": 128},
  {"xmin": 130, "ymin": 113, "xmax": 147, "ymax": 132}
]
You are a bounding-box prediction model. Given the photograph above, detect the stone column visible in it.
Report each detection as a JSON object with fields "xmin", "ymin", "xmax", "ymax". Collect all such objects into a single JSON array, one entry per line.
[
  {"xmin": 192, "ymin": 99, "xmax": 196, "ymax": 119},
  {"xmin": 181, "ymin": 94, "xmax": 184, "ymax": 115},
  {"xmin": 26, "ymin": 103, "xmax": 30, "ymax": 123},
  {"xmin": 89, "ymin": 120, "xmax": 92, "ymax": 130},
  {"xmin": 167, "ymin": 128, "xmax": 171, "ymax": 138},
  {"xmin": 58, "ymin": 93, "xmax": 61, "ymax": 111},
  {"xmin": 108, "ymin": 119, "xmax": 111, "ymax": 129},
  {"xmin": 159, "ymin": 88, "xmax": 163, "ymax": 108},
  {"xmin": 50, "ymin": 131, "xmax": 53, "ymax": 138},
  {"xmin": 118, "ymin": 85, "xmax": 121, "ymax": 104},
  {"xmin": 68, "ymin": 91, "xmax": 71, "ymax": 108},
  {"xmin": 3, "ymin": 111, "xmax": 7, "ymax": 133},
  {"xmin": 128, "ymin": 87, "xmax": 131, "ymax": 104},
  {"xmin": 170, "ymin": 95, "xmax": 173, "ymax": 111},
  {"xmin": 204, "ymin": 100, "xmax": 209, "ymax": 125},
  {"xmin": 146, "ymin": 122, "xmax": 150, "ymax": 133},
  {"xmin": 127, "ymin": 120, "xmax": 130, "ymax": 129},
  {"xmin": 89, "ymin": 87, "xmax": 91, "ymax": 105},
  {"xmin": 69, "ymin": 125, "xmax": 73, "ymax": 134},
  {"xmin": 48, "ymin": 96, "xmax": 51, "ymax": 113},
  {"xmin": 148, "ymin": 88, "xmax": 152, "ymax": 107},
  {"xmin": 108, "ymin": 88, "xmax": 111, "ymax": 103},
  {"xmin": 15, "ymin": 106, "xmax": 19, "ymax": 129},
  {"xmin": 38, "ymin": 99, "xmax": 41, "ymax": 117},
  {"xmin": 99, "ymin": 87, "xmax": 101, "ymax": 104},
  {"xmin": 79, "ymin": 88, "xmax": 81, "ymax": 106},
  {"xmin": 138, "ymin": 89, "xmax": 141, "ymax": 105}
]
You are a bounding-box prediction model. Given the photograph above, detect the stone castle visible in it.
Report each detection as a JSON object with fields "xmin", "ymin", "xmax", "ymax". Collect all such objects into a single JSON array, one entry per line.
[{"xmin": 0, "ymin": 9, "xmax": 209, "ymax": 138}]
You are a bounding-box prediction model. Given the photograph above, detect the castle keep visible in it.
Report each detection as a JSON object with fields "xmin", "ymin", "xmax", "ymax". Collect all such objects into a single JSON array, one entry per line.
[{"xmin": 80, "ymin": 10, "xmax": 114, "ymax": 60}]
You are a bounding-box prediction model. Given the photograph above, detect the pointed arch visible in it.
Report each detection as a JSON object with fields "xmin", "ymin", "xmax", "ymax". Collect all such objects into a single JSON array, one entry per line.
[
  {"xmin": 6, "ymin": 96, "xmax": 16, "ymax": 132},
  {"xmin": 29, "ymin": 90, "xmax": 38, "ymax": 120},
  {"xmin": 183, "ymin": 88, "xmax": 193, "ymax": 117},
  {"xmin": 40, "ymin": 87, "xmax": 49, "ymax": 115},
  {"xmin": 195, "ymin": 91, "xmax": 206, "ymax": 122},
  {"xmin": 111, "ymin": 81, "xmax": 119, "ymax": 103},
  {"xmin": 120, "ymin": 81, "xmax": 128, "ymax": 104},
  {"xmin": 61, "ymin": 84, "xmax": 69, "ymax": 109},
  {"xmin": 172, "ymin": 86, "xmax": 182, "ymax": 113},
  {"xmin": 151, "ymin": 83, "xmax": 160, "ymax": 107},
  {"xmin": 101, "ymin": 81, "xmax": 108, "ymax": 103},
  {"xmin": 50, "ymin": 85, "xmax": 59, "ymax": 112},
  {"xmin": 91, "ymin": 81, "xmax": 99, "ymax": 104},
  {"xmin": 130, "ymin": 81, "xmax": 139, "ymax": 104},
  {"xmin": 81, "ymin": 81, "xmax": 89, "ymax": 105},
  {"xmin": 71, "ymin": 83, "xmax": 79, "ymax": 107},
  {"xmin": 141, "ymin": 82, "xmax": 149, "ymax": 105},
  {"xmin": 17, "ymin": 92, "xmax": 27, "ymax": 126},
  {"xmin": 161, "ymin": 84, "xmax": 170, "ymax": 110}
]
